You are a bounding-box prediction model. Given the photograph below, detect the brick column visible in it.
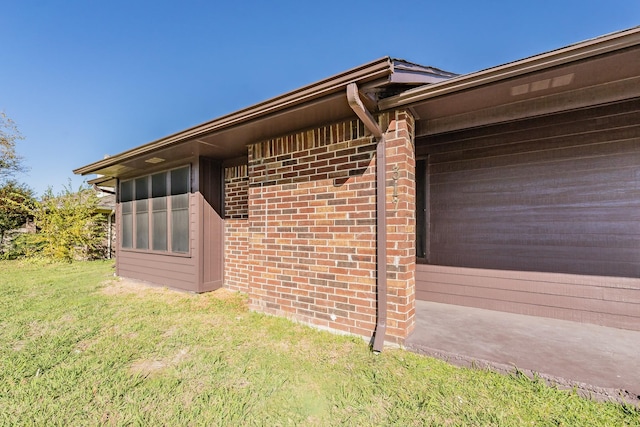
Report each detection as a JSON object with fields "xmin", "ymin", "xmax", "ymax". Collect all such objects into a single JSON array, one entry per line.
[{"xmin": 381, "ymin": 110, "xmax": 416, "ymax": 341}]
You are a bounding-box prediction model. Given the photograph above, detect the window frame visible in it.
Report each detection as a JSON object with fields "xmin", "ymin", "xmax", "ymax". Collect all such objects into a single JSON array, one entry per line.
[
  {"xmin": 415, "ymin": 156, "xmax": 430, "ymax": 264},
  {"xmin": 119, "ymin": 165, "xmax": 191, "ymax": 257}
]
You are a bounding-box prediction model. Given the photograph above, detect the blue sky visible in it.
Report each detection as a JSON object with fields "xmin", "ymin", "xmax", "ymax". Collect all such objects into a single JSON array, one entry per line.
[{"xmin": 1, "ymin": 1, "xmax": 638, "ymax": 197}]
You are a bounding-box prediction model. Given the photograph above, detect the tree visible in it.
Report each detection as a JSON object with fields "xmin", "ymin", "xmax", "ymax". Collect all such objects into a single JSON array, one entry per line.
[
  {"xmin": 0, "ymin": 112, "xmax": 26, "ymax": 180},
  {"xmin": 29, "ymin": 184, "xmax": 106, "ymax": 261},
  {"xmin": 0, "ymin": 180, "xmax": 36, "ymax": 252},
  {"xmin": 0, "ymin": 180, "xmax": 35, "ymax": 238}
]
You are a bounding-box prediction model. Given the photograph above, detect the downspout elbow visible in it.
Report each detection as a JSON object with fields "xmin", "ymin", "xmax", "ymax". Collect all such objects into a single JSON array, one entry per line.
[
  {"xmin": 347, "ymin": 82, "xmax": 387, "ymax": 353},
  {"xmin": 346, "ymin": 83, "xmax": 383, "ymax": 140}
]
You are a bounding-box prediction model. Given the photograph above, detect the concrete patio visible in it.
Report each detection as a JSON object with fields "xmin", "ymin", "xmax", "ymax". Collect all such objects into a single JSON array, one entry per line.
[{"xmin": 405, "ymin": 300, "xmax": 640, "ymax": 404}]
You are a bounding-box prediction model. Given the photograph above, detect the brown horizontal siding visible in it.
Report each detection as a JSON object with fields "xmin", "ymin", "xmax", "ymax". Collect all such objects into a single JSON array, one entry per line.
[
  {"xmin": 429, "ymin": 136, "xmax": 639, "ymax": 176},
  {"xmin": 419, "ymin": 98, "xmax": 640, "ymax": 279},
  {"xmin": 420, "ymin": 99, "xmax": 640, "ymax": 155},
  {"xmin": 429, "ymin": 149, "xmax": 640, "ymax": 187},
  {"xmin": 116, "ymin": 192, "xmax": 199, "ymax": 292},
  {"xmin": 117, "ymin": 251, "xmax": 197, "ymax": 290},
  {"xmin": 414, "ymin": 99, "xmax": 640, "ymax": 329},
  {"xmin": 416, "ymin": 264, "xmax": 640, "ymax": 331}
]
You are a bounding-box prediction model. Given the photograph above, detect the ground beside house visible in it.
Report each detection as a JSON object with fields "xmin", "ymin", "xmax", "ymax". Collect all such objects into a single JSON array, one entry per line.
[{"xmin": 2, "ymin": 260, "xmax": 638, "ymax": 424}]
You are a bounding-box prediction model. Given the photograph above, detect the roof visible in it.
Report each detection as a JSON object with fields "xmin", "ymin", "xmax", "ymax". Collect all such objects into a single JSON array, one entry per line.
[
  {"xmin": 74, "ymin": 58, "xmax": 454, "ymax": 179},
  {"xmin": 96, "ymin": 193, "xmax": 115, "ymax": 213},
  {"xmin": 380, "ymin": 27, "xmax": 640, "ymax": 136},
  {"xmin": 74, "ymin": 26, "xmax": 640, "ymax": 181},
  {"xmin": 380, "ymin": 26, "xmax": 640, "ymax": 110}
]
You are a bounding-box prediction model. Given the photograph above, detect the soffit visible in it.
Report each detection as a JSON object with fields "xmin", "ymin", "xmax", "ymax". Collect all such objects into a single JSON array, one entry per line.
[
  {"xmin": 75, "ymin": 56, "xmax": 459, "ymax": 179},
  {"xmin": 379, "ymin": 27, "xmax": 640, "ymax": 136},
  {"xmin": 410, "ymin": 47, "xmax": 640, "ymax": 136},
  {"xmin": 74, "ymin": 58, "xmax": 394, "ymax": 178},
  {"xmin": 88, "ymin": 92, "xmax": 356, "ymax": 179}
]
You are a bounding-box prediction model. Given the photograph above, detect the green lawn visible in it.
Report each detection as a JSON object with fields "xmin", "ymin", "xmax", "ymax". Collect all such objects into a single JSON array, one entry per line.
[{"xmin": 1, "ymin": 261, "xmax": 638, "ymax": 426}]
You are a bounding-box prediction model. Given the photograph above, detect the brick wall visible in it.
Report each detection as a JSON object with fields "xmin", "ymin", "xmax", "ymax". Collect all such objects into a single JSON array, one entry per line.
[
  {"xmin": 247, "ymin": 120, "xmax": 378, "ymax": 337},
  {"xmin": 224, "ymin": 165, "xmax": 250, "ymax": 293},
  {"xmin": 383, "ymin": 110, "xmax": 416, "ymax": 339},
  {"xmin": 224, "ymin": 165, "xmax": 248, "ymax": 219},
  {"xmin": 225, "ymin": 110, "xmax": 416, "ymax": 343}
]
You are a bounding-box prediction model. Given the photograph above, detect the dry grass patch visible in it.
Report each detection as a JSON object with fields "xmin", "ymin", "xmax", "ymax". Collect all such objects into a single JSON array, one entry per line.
[
  {"xmin": 100, "ymin": 278, "xmax": 246, "ymax": 308},
  {"xmin": 99, "ymin": 277, "xmax": 174, "ymax": 297},
  {"xmin": 129, "ymin": 348, "xmax": 190, "ymax": 378}
]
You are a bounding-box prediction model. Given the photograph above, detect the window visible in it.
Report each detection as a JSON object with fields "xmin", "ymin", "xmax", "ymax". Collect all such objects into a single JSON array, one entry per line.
[
  {"xmin": 120, "ymin": 166, "xmax": 190, "ymax": 254},
  {"xmin": 171, "ymin": 167, "xmax": 190, "ymax": 253},
  {"xmin": 151, "ymin": 172, "xmax": 168, "ymax": 251},
  {"xmin": 415, "ymin": 158, "xmax": 428, "ymax": 261},
  {"xmin": 135, "ymin": 176, "xmax": 149, "ymax": 249},
  {"xmin": 121, "ymin": 181, "xmax": 133, "ymax": 249}
]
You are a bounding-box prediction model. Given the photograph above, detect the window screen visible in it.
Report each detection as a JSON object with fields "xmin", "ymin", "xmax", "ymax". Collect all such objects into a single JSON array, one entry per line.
[
  {"xmin": 121, "ymin": 180, "xmax": 134, "ymax": 248},
  {"xmin": 120, "ymin": 166, "xmax": 190, "ymax": 255},
  {"xmin": 171, "ymin": 167, "xmax": 190, "ymax": 253},
  {"xmin": 171, "ymin": 200, "xmax": 189, "ymax": 253},
  {"xmin": 134, "ymin": 177, "xmax": 149, "ymax": 249},
  {"xmin": 151, "ymin": 172, "xmax": 168, "ymax": 251},
  {"xmin": 120, "ymin": 180, "xmax": 133, "ymax": 203},
  {"xmin": 171, "ymin": 167, "xmax": 189, "ymax": 195}
]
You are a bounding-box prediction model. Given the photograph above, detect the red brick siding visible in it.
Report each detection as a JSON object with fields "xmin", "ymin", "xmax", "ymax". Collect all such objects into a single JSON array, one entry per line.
[
  {"xmin": 224, "ymin": 164, "xmax": 250, "ymax": 293},
  {"xmin": 224, "ymin": 165, "xmax": 248, "ymax": 219},
  {"xmin": 247, "ymin": 121, "xmax": 377, "ymax": 337},
  {"xmin": 234, "ymin": 111, "xmax": 416, "ymax": 342},
  {"xmin": 224, "ymin": 219, "xmax": 251, "ymax": 293},
  {"xmin": 384, "ymin": 110, "xmax": 416, "ymax": 339}
]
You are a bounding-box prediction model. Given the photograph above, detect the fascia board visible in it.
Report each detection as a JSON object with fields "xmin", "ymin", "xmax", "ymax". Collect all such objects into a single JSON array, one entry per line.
[
  {"xmin": 379, "ymin": 27, "xmax": 640, "ymax": 111},
  {"xmin": 75, "ymin": 57, "xmax": 394, "ymax": 176}
]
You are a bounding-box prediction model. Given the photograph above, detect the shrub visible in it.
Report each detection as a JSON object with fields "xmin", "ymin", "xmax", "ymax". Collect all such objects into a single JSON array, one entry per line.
[{"xmin": 28, "ymin": 184, "xmax": 106, "ymax": 262}]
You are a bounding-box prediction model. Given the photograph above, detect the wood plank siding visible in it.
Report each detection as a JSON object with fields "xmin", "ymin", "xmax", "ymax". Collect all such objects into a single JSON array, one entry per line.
[
  {"xmin": 416, "ymin": 264, "xmax": 640, "ymax": 330},
  {"xmin": 415, "ymin": 99, "xmax": 640, "ymax": 330},
  {"xmin": 116, "ymin": 192, "xmax": 200, "ymax": 291},
  {"xmin": 198, "ymin": 157, "xmax": 224, "ymax": 292},
  {"xmin": 115, "ymin": 158, "xmax": 226, "ymax": 293}
]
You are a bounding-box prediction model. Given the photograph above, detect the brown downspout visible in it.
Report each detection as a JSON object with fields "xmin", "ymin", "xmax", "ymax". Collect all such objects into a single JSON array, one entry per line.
[{"xmin": 347, "ymin": 83, "xmax": 387, "ymax": 352}]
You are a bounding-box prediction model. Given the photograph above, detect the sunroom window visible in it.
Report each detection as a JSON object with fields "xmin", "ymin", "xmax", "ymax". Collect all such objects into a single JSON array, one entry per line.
[
  {"xmin": 151, "ymin": 172, "xmax": 168, "ymax": 251},
  {"xmin": 120, "ymin": 166, "xmax": 190, "ymax": 254},
  {"xmin": 170, "ymin": 167, "xmax": 190, "ymax": 253},
  {"xmin": 135, "ymin": 176, "xmax": 149, "ymax": 249}
]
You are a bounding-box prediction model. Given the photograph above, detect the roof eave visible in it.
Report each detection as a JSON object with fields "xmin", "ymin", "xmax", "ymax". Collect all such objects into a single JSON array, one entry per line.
[
  {"xmin": 75, "ymin": 56, "xmax": 396, "ymax": 176},
  {"xmin": 379, "ymin": 26, "xmax": 640, "ymax": 111}
]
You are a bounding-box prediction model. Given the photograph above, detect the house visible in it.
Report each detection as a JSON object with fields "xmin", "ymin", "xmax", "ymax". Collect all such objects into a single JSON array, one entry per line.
[
  {"xmin": 75, "ymin": 27, "xmax": 640, "ymax": 349},
  {"xmin": 95, "ymin": 189, "xmax": 116, "ymax": 259}
]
